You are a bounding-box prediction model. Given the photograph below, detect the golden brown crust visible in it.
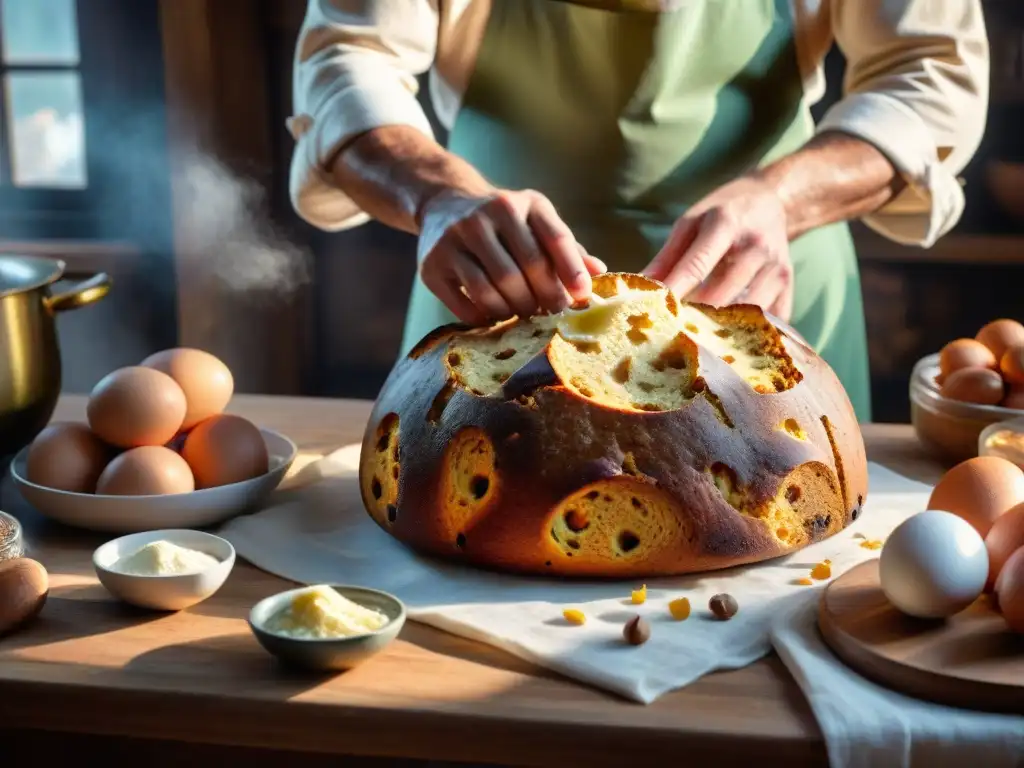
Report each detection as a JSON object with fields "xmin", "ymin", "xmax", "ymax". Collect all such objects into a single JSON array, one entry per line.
[{"xmin": 358, "ymin": 273, "xmax": 869, "ymax": 577}]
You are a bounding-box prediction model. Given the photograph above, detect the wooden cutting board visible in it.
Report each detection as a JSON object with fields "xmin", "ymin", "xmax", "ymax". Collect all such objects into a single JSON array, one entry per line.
[{"xmin": 817, "ymin": 559, "xmax": 1024, "ymax": 714}]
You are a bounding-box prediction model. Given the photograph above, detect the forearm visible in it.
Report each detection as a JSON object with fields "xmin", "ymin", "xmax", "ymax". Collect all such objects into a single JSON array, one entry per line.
[
  {"xmin": 329, "ymin": 126, "xmax": 494, "ymax": 234},
  {"xmin": 755, "ymin": 131, "xmax": 907, "ymax": 241}
]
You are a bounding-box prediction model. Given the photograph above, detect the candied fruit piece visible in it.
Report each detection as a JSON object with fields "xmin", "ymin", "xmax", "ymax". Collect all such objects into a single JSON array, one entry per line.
[
  {"xmin": 860, "ymin": 539, "xmax": 883, "ymax": 550},
  {"xmin": 668, "ymin": 597, "xmax": 691, "ymax": 620},
  {"xmin": 794, "ymin": 577, "xmax": 813, "ymax": 586},
  {"xmin": 810, "ymin": 561, "xmax": 832, "ymax": 580},
  {"xmin": 631, "ymin": 584, "xmax": 647, "ymax": 605},
  {"xmin": 563, "ymin": 608, "xmax": 586, "ymax": 625}
]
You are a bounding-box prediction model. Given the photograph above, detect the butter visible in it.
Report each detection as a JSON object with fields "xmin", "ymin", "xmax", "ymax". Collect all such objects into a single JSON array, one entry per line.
[
  {"xmin": 112, "ymin": 539, "xmax": 220, "ymax": 576},
  {"xmin": 555, "ymin": 293, "xmax": 630, "ymax": 343},
  {"xmin": 263, "ymin": 585, "xmax": 389, "ymax": 639}
]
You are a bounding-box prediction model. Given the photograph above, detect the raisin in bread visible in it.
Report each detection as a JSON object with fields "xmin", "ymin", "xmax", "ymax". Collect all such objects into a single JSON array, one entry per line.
[{"xmin": 360, "ymin": 273, "xmax": 868, "ymax": 577}]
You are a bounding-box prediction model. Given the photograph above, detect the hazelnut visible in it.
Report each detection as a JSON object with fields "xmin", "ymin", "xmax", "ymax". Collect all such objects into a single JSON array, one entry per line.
[
  {"xmin": 709, "ymin": 593, "xmax": 738, "ymax": 620},
  {"xmin": 623, "ymin": 615, "xmax": 651, "ymax": 645}
]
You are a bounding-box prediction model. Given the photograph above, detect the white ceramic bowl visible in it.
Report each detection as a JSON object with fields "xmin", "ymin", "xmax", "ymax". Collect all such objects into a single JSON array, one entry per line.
[
  {"xmin": 249, "ymin": 585, "xmax": 406, "ymax": 671},
  {"xmin": 9, "ymin": 428, "xmax": 296, "ymax": 533},
  {"xmin": 93, "ymin": 528, "xmax": 235, "ymax": 611}
]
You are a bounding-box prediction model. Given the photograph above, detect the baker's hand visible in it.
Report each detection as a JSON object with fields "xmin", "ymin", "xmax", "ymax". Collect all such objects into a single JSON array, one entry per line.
[
  {"xmin": 643, "ymin": 175, "xmax": 794, "ymax": 321},
  {"xmin": 418, "ymin": 188, "xmax": 606, "ymax": 326}
]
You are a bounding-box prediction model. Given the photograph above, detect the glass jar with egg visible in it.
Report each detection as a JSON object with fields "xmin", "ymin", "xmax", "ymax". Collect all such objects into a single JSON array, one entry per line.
[{"xmin": 911, "ymin": 319, "xmax": 1024, "ymax": 463}]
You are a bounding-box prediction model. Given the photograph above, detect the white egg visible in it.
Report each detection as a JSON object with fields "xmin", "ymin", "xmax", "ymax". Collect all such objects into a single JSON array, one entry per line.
[{"xmin": 879, "ymin": 510, "xmax": 989, "ymax": 619}]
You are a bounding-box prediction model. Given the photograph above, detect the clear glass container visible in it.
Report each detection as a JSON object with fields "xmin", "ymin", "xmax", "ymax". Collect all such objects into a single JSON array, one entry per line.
[
  {"xmin": 909, "ymin": 353, "xmax": 1024, "ymax": 464},
  {"xmin": 0, "ymin": 510, "xmax": 24, "ymax": 562},
  {"xmin": 979, "ymin": 417, "xmax": 1024, "ymax": 470}
]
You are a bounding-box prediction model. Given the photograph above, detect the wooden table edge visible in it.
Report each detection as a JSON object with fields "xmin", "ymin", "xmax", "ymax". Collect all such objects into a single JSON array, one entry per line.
[{"xmin": 1, "ymin": 671, "xmax": 827, "ymax": 765}]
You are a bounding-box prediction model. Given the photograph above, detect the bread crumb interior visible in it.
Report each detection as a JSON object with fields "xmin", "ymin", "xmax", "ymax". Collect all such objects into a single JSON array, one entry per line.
[{"xmin": 441, "ymin": 274, "xmax": 801, "ymax": 412}]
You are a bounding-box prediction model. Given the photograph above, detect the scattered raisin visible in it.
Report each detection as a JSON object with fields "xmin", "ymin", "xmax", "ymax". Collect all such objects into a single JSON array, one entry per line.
[
  {"xmin": 810, "ymin": 561, "xmax": 832, "ymax": 580},
  {"xmin": 563, "ymin": 608, "xmax": 586, "ymax": 625},
  {"xmin": 668, "ymin": 597, "xmax": 691, "ymax": 620}
]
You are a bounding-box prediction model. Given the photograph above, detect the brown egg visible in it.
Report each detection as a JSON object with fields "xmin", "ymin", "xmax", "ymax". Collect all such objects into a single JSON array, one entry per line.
[
  {"xmin": 182, "ymin": 414, "xmax": 269, "ymax": 489},
  {"xmin": 25, "ymin": 422, "xmax": 111, "ymax": 493},
  {"xmin": 95, "ymin": 446, "xmax": 195, "ymax": 496},
  {"xmin": 976, "ymin": 319, "xmax": 1024, "ymax": 360},
  {"xmin": 0, "ymin": 558, "xmax": 48, "ymax": 636},
  {"xmin": 1000, "ymin": 344, "xmax": 1024, "ymax": 385},
  {"xmin": 939, "ymin": 338, "xmax": 998, "ymax": 377},
  {"xmin": 984, "ymin": 502, "xmax": 1024, "ymax": 591},
  {"xmin": 940, "ymin": 366, "xmax": 1004, "ymax": 405},
  {"xmin": 1003, "ymin": 384, "xmax": 1024, "ymax": 410},
  {"xmin": 140, "ymin": 348, "xmax": 234, "ymax": 430},
  {"xmin": 994, "ymin": 545, "xmax": 1024, "ymax": 634},
  {"xmin": 87, "ymin": 367, "xmax": 187, "ymax": 448},
  {"xmin": 927, "ymin": 456, "xmax": 1024, "ymax": 538}
]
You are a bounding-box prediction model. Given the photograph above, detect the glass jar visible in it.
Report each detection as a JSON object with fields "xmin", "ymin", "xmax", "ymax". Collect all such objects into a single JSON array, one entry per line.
[
  {"xmin": 979, "ymin": 417, "xmax": 1024, "ymax": 470},
  {"xmin": 0, "ymin": 510, "xmax": 24, "ymax": 562},
  {"xmin": 910, "ymin": 353, "xmax": 1024, "ymax": 463}
]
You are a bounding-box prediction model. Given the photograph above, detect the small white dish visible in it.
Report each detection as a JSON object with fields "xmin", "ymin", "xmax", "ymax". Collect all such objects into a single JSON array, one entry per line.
[
  {"xmin": 248, "ymin": 585, "xmax": 406, "ymax": 671},
  {"xmin": 10, "ymin": 428, "xmax": 296, "ymax": 533},
  {"xmin": 93, "ymin": 528, "xmax": 235, "ymax": 611}
]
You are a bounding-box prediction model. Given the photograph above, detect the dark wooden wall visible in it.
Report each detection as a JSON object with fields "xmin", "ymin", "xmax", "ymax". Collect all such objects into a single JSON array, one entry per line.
[
  {"xmin": 46, "ymin": 0, "xmax": 1024, "ymax": 425},
  {"xmin": 260, "ymin": 3, "xmax": 1024, "ymax": 422}
]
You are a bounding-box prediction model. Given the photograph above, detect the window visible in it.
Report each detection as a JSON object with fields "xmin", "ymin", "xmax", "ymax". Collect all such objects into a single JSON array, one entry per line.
[
  {"xmin": 0, "ymin": 0, "xmax": 87, "ymax": 189},
  {"xmin": 0, "ymin": 0, "xmax": 171, "ymax": 242}
]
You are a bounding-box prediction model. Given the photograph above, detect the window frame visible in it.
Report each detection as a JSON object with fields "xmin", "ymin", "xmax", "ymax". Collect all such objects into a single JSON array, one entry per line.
[{"xmin": 0, "ymin": 0, "xmax": 168, "ymax": 241}]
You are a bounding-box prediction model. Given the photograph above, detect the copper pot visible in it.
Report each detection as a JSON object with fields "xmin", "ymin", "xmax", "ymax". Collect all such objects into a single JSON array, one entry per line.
[{"xmin": 0, "ymin": 255, "xmax": 111, "ymax": 458}]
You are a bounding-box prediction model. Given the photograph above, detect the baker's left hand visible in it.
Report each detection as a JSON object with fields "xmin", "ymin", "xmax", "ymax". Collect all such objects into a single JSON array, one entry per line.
[{"xmin": 643, "ymin": 174, "xmax": 794, "ymax": 321}]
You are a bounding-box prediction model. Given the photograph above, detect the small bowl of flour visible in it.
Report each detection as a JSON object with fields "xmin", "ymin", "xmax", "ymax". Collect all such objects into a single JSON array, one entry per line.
[{"xmin": 93, "ymin": 529, "xmax": 235, "ymax": 611}]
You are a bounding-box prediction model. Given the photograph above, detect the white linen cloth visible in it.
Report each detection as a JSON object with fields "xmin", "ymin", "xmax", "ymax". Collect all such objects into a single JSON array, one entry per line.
[
  {"xmin": 770, "ymin": 592, "xmax": 1024, "ymax": 768},
  {"xmin": 221, "ymin": 444, "xmax": 976, "ymax": 708}
]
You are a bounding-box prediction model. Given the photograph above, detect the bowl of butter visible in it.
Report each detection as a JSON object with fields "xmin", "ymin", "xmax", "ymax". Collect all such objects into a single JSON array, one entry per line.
[
  {"xmin": 248, "ymin": 584, "xmax": 406, "ymax": 671},
  {"xmin": 93, "ymin": 529, "xmax": 235, "ymax": 611}
]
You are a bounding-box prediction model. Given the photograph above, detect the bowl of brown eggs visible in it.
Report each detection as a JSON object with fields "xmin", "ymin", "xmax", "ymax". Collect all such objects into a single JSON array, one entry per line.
[
  {"xmin": 8, "ymin": 348, "xmax": 297, "ymax": 533},
  {"xmin": 911, "ymin": 319, "xmax": 1024, "ymax": 464}
]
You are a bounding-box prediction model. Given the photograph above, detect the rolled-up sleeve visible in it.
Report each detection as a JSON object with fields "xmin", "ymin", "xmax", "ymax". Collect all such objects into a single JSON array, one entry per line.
[
  {"xmin": 819, "ymin": 0, "xmax": 989, "ymax": 247},
  {"xmin": 289, "ymin": 0, "xmax": 439, "ymax": 231}
]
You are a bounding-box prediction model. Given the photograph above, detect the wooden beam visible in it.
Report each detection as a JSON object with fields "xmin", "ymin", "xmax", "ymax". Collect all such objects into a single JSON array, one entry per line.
[
  {"xmin": 852, "ymin": 224, "xmax": 1024, "ymax": 266},
  {"xmin": 158, "ymin": 0, "xmax": 310, "ymax": 395}
]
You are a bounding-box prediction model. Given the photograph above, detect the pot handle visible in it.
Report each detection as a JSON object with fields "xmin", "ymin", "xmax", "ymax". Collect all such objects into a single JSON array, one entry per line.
[{"xmin": 45, "ymin": 272, "xmax": 112, "ymax": 313}]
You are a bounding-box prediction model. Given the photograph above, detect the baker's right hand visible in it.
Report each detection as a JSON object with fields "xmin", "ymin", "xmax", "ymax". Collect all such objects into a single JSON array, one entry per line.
[{"xmin": 417, "ymin": 188, "xmax": 607, "ymax": 326}]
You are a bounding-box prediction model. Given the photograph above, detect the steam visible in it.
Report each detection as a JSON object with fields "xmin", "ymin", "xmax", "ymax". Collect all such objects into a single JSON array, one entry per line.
[{"xmin": 175, "ymin": 150, "xmax": 310, "ymax": 295}]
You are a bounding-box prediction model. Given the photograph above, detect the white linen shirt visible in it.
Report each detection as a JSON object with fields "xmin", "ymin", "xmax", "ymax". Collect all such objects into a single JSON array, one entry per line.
[{"xmin": 288, "ymin": 0, "xmax": 990, "ymax": 248}]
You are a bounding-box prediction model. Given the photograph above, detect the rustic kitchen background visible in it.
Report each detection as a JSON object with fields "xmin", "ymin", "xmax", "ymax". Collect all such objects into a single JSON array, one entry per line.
[{"xmin": 2, "ymin": 0, "xmax": 1022, "ymax": 423}]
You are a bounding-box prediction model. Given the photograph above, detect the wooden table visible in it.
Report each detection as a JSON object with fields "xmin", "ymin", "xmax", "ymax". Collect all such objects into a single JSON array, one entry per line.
[{"xmin": 0, "ymin": 395, "xmax": 947, "ymax": 767}]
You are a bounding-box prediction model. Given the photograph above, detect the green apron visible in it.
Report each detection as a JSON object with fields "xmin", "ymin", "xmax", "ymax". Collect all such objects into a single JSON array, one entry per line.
[{"xmin": 401, "ymin": 0, "xmax": 872, "ymax": 422}]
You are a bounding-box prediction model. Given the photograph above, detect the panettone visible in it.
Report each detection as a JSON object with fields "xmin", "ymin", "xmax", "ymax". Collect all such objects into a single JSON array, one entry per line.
[{"xmin": 359, "ymin": 273, "xmax": 868, "ymax": 578}]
